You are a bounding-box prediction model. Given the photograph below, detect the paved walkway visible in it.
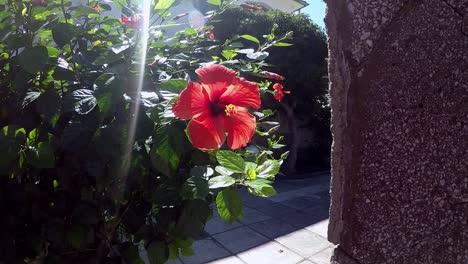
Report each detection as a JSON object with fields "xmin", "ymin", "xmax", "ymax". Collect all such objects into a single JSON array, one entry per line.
[{"xmin": 171, "ymin": 173, "xmax": 333, "ymax": 264}]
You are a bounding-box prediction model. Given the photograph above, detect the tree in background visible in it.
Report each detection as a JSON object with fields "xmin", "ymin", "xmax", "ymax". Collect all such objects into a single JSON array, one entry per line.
[{"xmin": 212, "ymin": 6, "xmax": 330, "ymax": 174}]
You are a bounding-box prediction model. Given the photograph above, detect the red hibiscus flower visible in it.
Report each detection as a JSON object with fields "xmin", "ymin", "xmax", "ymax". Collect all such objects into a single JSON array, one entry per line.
[
  {"xmin": 273, "ymin": 83, "xmax": 290, "ymax": 102},
  {"xmin": 31, "ymin": 0, "xmax": 46, "ymax": 7},
  {"xmin": 172, "ymin": 64, "xmax": 261, "ymax": 150},
  {"xmin": 261, "ymin": 71, "xmax": 285, "ymax": 81},
  {"xmin": 240, "ymin": 3, "xmax": 263, "ymax": 11},
  {"xmin": 121, "ymin": 14, "xmax": 144, "ymax": 29}
]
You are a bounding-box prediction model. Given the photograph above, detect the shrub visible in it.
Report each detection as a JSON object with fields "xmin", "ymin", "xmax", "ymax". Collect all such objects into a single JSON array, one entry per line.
[{"xmin": 0, "ymin": 0, "xmax": 288, "ymax": 262}]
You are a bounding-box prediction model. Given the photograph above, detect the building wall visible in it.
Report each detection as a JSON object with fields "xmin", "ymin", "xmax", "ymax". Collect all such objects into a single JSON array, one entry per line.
[{"xmin": 326, "ymin": 0, "xmax": 468, "ymax": 263}]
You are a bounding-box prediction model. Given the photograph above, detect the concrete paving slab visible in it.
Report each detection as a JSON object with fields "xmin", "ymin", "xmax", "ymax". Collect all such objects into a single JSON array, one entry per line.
[
  {"xmin": 207, "ymin": 256, "xmax": 245, "ymax": 264},
  {"xmin": 180, "ymin": 239, "xmax": 231, "ymax": 264},
  {"xmin": 240, "ymin": 207, "xmax": 272, "ymax": 225},
  {"xmin": 205, "ymin": 215, "xmax": 243, "ymax": 236},
  {"xmin": 280, "ymin": 197, "xmax": 316, "ymax": 210},
  {"xmin": 275, "ymin": 229, "xmax": 332, "ymax": 258},
  {"xmin": 308, "ymin": 246, "xmax": 334, "ymax": 264},
  {"xmin": 237, "ymin": 241, "xmax": 304, "ymax": 264},
  {"xmin": 305, "ymin": 219, "xmax": 329, "ymax": 238},
  {"xmin": 248, "ymin": 218, "xmax": 297, "ymax": 239},
  {"xmin": 212, "ymin": 226, "xmax": 269, "ymax": 254},
  {"xmin": 255, "ymin": 202, "xmax": 298, "ymax": 218},
  {"xmin": 279, "ymin": 211, "xmax": 324, "ymax": 229}
]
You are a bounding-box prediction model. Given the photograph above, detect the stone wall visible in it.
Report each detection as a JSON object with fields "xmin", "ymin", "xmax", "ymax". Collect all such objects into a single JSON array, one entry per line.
[{"xmin": 325, "ymin": 0, "xmax": 468, "ymax": 263}]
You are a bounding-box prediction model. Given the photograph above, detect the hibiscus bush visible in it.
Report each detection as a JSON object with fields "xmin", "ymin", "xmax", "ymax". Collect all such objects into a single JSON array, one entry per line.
[{"xmin": 0, "ymin": 0, "xmax": 290, "ymax": 263}]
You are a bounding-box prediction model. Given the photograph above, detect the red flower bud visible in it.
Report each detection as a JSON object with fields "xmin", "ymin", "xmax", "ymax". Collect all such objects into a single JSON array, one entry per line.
[
  {"xmin": 208, "ymin": 32, "xmax": 215, "ymax": 40},
  {"xmin": 31, "ymin": 0, "xmax": 47, "ymax": 7},
  {"xmin": 261, "ymin": 71, "xmax": 285, "ymax": 81},
  {"xmin": 174, "ymin": 12, "xmax": 189, "ymax": 20},
  {"xmin": 90, "ymin": 4, "xmax": 101, "ymax": 13},
  {"xmin": 121, "ymin": 14, "xmax": 144, "ymax": 29}
]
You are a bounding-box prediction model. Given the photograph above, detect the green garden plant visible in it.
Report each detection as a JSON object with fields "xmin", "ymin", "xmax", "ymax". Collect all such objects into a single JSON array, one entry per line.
[{"xmin": 0, "ymin": 0, "xmax": 290, "ymax": 262}]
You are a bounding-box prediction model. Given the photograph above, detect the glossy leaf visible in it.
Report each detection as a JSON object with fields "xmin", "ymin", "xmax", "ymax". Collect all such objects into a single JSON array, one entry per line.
[
  {"xmin": 246, "ymin": 179, "xmax": 276, "ymax": 197},
  {"xmin": 18, "ymin": 46, "xmax": 48, "ymax": 73},
  {"xmin": 147, "ymin": 241, "xmax": 169, "ymax": 264},
  {"xmin": 216, "ymin": 189, "xmax": 243, "ymax": 223},
  {"xmin": 240, "ymin": 34, "xmax": 260, "ymax": 44},
  {"xmin": 63, "ymin": 89, "xmax": 97, "ymax": 114},
  {"xmin": 216, "ymin": 150, "xmax": 245, "ymax": 173},
  {"xmin": 52, "ymin": 23, "xmax": 78, "ymax": 47},
  {"xmin": 208, "ymin": 175, "xmax": 235, "ymax": 189},
  {"xmin": 256, "ymin": 159, "xmax": 280, "ymax": 179},
  {"xmin": 182, "ymin": 176, "xmax": 209, "ymax": 200}
]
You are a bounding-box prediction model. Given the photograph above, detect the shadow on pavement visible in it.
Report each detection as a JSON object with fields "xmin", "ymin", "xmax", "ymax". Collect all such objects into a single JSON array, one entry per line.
[{"xmin": 174, "ymin": 173, "xmax": 333, "ymax": 264}]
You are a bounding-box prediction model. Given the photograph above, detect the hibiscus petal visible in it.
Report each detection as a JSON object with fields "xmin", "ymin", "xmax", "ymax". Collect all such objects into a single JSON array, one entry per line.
[
  {"xmin": 172, "ymin": 81, "xmax": 209, "ymax": 120},
  {"xmin": 188, "ymin": 113, "xmax": 226, "ymax": 151},
  {"xmin": 196, "ymin": 64, "xmax": 236, "ymax": 100},
  {"xmin": 219, "ymin": 77, "xmax": 261, "ymax": 109},
  {"xmin": 224, "ymin": 109, "xmax": 256, "ymax": 150}
]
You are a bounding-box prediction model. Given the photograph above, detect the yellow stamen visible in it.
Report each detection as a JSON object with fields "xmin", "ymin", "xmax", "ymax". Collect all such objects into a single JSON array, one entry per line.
[{"xmin": 225, "ymin": 104, "xmax": 238, "ymax": 117}]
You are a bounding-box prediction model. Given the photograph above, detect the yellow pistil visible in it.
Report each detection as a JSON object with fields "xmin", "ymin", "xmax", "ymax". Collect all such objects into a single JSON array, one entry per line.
[{"xmin": 225, "ymin": 104, "xmax": 238, "ymax": 117}]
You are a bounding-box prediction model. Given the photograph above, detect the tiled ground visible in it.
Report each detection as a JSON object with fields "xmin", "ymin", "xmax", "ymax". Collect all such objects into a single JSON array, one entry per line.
[{"xmin": 174, "ymin": 173, "xmax": 334, "ymax": 264}]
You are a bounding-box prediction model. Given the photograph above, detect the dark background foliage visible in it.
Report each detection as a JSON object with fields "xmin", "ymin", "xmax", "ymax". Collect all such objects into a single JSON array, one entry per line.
[{"xmin": 212, "ymin": 6, "xmax": 330, "ymax": 174}]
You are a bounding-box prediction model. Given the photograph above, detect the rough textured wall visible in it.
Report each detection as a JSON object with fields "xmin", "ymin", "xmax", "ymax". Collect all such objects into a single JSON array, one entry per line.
[{"xmin": 325, "ymin": 0, "xmax": 468, "ymax": 263}]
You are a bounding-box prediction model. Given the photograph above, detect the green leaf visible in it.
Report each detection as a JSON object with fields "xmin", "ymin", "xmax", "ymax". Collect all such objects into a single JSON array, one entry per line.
[
  {"xmin": 36, "ymin": 89, "xmax": 61, "ymax": 120},
  {"xmin": 222, "ymin": 49, "xmax": 237, "ymax": 60},
  {"xmin": 208, "ymin": 175, "xmax": 235, "ymax": 189},
  {"xmin": 247, "ymin": 169, "xmax": 256, "ymax": 180},
  {"xmin": 155, "ymin": 0, "xmax": 176, "ymax": 10},
  {"xmin": 27, "ymin": 128, "xmax": 39, "ymax": 146},
  {"xmin": 215, "ymin": 166, "xmax": 234, "ymax": 176},
  {"xmin": 96, "ymin": 92, "xmax": 112, "ymax": 113},
  {"xmin": 72, "ymin": 5, "xmax": 99, "ymax": 17},
  {"xmin": 22, "ymin": 90, "xmax": 41, "ymax": 109},
  {"xmin": 93, "ymin": 50, "xmax": 123, "ymax": 65},
  {"xmin": 256, "ymin": 159, "xmax": 280, "ymax": 179},
  {"xmin": 0, "ymin": 126, "xmax": 25, "ymax": 169},
  {"xmin": 150, "ymin": 126, "xmax": 183, "ymax": 176},
  {"xmin": 190, "ymin": 166, "xmax": 214, "ymax": 178},
  {"xmin": 207, "ymin": 0, "xmax": 221, "ymax": 6},
  {"xmin": 216, "ymin": 189, "xmax": 243, "ymax": 223},
  {"xmin": 176, "ymin": 199, "xmax": 212, "ymax": 237},
  {"xmin": 273, "ymin": 42, "xmax": 293, "ymax": 47},
  {"xmin": 47, "ymin": 47, "xmax": 59, "ymax": 57},
  {"xmin": 26, "ymin": 141, "xmax": 55, "ymax": 168},
  {"xmin": 94, "ymin": 74, "xmax": 124, "ymax": 113},
  {"xmin": 18, "ymin": 46, "xmax": 48, "ymax": 74},
  {"xmin": 216, "ymin": 150, "xmax": 245, "ymax": 173},
  {"xmin": 240, "ymin": 34, "xmax": 260, "ymax": 44},
  {"xmin": 182, "ymin": 176, "xmax": 209, "ymax": 200},
  {"xmin": 246, "ymin": 179, "xmax": 276, "ymax": 197},
  {"xmin": 158, "ymin": 79, "xmax": 188, "ymax": 93},
  {"xmin": 52, "ymin": 23, "xmax": 78, "ymax": 47},
  {"xmin": 246, "ymin": 51, "xmax": 269, "ymax": 61},
  {"xmin": 147, "ymin": 241, "xmax": 169, "ymax": 264},
  {"xmin": 63, "ymin": 89, "xmax": 97, "ymax": 114},
  {"xmin": 65, "ymin": 225, "xmax": 85, "ymax": 249}
]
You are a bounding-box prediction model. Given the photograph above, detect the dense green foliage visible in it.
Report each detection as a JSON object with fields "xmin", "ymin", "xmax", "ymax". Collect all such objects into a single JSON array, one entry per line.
[
  {"xmin": 0, "ymin": 0, "xmax": 289, "ymax": 262},
  {"xmin": 213, "ymin": 7, "xmax": 330, "ymax": 171}
]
